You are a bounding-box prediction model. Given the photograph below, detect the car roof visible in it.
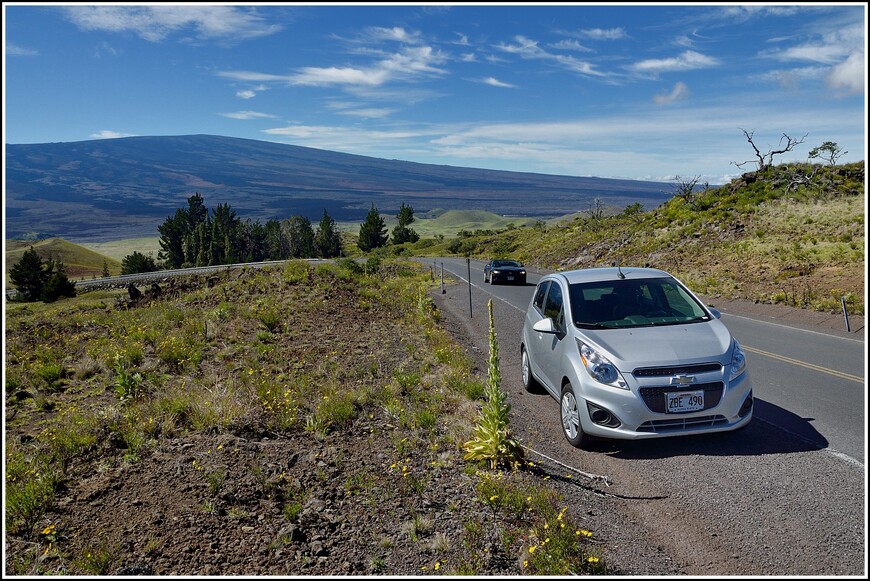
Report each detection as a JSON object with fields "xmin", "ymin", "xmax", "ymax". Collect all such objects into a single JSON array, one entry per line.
[{"xmin": 547, "ymin": 267, "xmax": 673, "ymax": 284}]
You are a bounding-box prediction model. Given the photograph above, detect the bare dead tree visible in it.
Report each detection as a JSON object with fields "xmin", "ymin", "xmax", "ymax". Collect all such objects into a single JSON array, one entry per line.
[
  {"xmin": 732, "ymin": 129, "xmax": 808, "ymax": 172},
  {"xmin": 671, "ymin": 175, "xmax": 709, "ymax": 208}
]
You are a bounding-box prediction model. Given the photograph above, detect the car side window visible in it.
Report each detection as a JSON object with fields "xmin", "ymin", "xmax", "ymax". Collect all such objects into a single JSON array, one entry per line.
[
  {"xmin": 543, "ymin": 282, "xmax": 564, "ymax": 331},
  {"xmin": 533, "ymin": 281, "xmax": 549, "ymax": 312}
]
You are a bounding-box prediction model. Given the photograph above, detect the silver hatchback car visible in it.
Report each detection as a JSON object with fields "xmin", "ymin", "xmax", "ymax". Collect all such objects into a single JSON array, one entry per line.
[{"xmin": 521, "ymin": 267, "xmax": 753, "ymax": 448}]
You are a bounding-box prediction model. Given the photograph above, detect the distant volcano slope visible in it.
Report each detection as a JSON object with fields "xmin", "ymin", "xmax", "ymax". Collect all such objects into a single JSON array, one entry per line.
[{"xmin": 5, "ymin": 134, "xmax": 670, "ymax": 242}]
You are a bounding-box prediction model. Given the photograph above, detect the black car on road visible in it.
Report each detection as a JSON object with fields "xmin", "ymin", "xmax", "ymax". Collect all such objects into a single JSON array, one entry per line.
[{"xmin": 483, "ymin": 259, "xmax": 527, "ymax": 285}]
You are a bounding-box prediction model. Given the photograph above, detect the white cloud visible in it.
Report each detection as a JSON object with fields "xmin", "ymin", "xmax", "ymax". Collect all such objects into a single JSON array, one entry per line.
[
  {"xmin": 496, "ymin": 35, "xmax": 605, "ymax": 77},
  {"xmin": 219, "ymin": 70, "xmax": 292, "ymax": 83},
  {"xmin": 653, "ymin": 82, "xmax": 690, "ymax": 105},
  {"xmin": 629, "ymin": 51, "xmax": 720, "ymax": 75},
  {"xmin": 481, "ymin": 77, "xmax": 516, "ymax": 88},
  {"xmin": 222, "ymin": 46, "xmax": 446, "ymax": 89},
  {"xmin": 826, "ymin": 51, "xmax": 865, "ymax": 95},
  {"xmin": 236, "ymin": 90, "xmax": 256, "ymax": 99},
  {"xmin": 578, "ymin": 28, "xmax": 627, "ymax": 41},
  {"xmin": 90, "ymin": 130, "xmax": 135, "ymax": 139},
  {"xmin": 550, "ymin": 39, "xmax": 592, "ymax": 52},
  {"xmin": 64, "ymin": 6, "xmax": 281, "ymax": 43},
  {"xmin": 6, "ymin": 43, "xmax": 39, "ymax": 56},
  {"xmin": 365, "ymin": 26, "xmax": 421, "ymax": 44},
  {"xmin": 334, "ymin": 108, "xmax": 395, "ymax": 119},
  {"xmin": 220, "ymin": 111, "xmax": 276, "ymax": 120}
]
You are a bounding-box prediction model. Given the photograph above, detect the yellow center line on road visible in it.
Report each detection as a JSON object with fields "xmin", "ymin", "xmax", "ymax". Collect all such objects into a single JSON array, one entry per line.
[{"xmin": 743, "ymin": 345, "xmax": 864, "ymax": 384}]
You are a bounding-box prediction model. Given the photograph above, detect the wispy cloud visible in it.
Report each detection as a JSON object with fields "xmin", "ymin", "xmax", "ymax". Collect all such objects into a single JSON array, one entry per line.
[
  {"xmin": 63, "ymin": 5, "xmax": 281, "ymax": 43},
  {"xmin": 549, "ymin": 39, "xmax": 592, "ymax": 53},
  {"xmin": 236, "ymin": 90, "xmax": 256, "ymax": 99},
  {"xmin": 578, "ymin": 27, "xmax": 628, "ymax": 41},
  {"xmin": 90, "ymin": 130, "xmax": 135, "ymax": 139},
  {"xmin": 653, "ymin": 82, "xmax": 690, "ymax": 105},
  {"xmin": 758, "ymin": 19, "xmax": 864, "ymax": 95},
  {"xmin": 496, "ymin": 35, "xmax": 605, "ymax": 77},
  {"xmin": 480, "ymin": 77, "xmax": 516, "ymax": 88},
  {"xmin": 334, "ymin": 108, "xmax": 395, "ymax": 119},
  {"xmin": 6, "ymin": 43, "xmax": 39, "ymax": 56},
  {"xmin": 219, "ymin": 111, "xmax": 276, "ymax": 120},
  {"xmin": 629, "ymin": 50, "xmax": 720, "ymax": 76},
  {"xmin": 221, "ymin": 45, "xmax": 446, "ymax": 89}
]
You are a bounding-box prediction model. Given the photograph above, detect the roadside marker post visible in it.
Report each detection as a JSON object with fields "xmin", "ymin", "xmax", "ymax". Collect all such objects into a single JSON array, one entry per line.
[{"xmin": 466, "ymin": 257, "xmax": 473, "ymax": 318}]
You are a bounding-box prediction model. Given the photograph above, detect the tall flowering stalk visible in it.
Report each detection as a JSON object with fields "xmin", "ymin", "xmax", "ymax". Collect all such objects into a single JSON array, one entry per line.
[{"xmin": 463, "ymin": 299, "xmax": 525, "ymax": 469}]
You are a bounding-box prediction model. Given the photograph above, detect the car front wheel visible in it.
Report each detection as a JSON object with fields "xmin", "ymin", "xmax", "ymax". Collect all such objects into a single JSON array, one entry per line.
[{"xmin": 560, "ymin": 383, "xmax": 588, "ymax": 448}]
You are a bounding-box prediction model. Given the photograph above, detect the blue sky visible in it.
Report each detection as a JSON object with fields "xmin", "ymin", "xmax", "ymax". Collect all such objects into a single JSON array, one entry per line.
[{"xmin": 3, "ymin": 2, "xmax": 866, "ymax": 184}]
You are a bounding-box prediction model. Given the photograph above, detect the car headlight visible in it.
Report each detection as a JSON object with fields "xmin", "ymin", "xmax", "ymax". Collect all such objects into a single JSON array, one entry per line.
[
  {"xmin": 492, "ymin": 269, "xmax": 501, "ymax": 274},
  {"xmin": 576, "ymin": 339, "xmax": 628, "ymax": 389},
  {"xmin": 729, "ymin": 339, "xmax": 747, "ymax": 381}
]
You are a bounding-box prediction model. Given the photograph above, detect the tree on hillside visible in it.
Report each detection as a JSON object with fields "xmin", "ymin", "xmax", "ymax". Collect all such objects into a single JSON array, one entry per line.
[
  {"xmin": 240, "ymin": 219, "xmax": 269, "ymax": 263},
  {"xmin": 158, "ymin": 209, "xmax": 188, "ymax": 268},
  {"xmin": 208, "ymin": 203, "xmax": 242, "ymax": 264},
  {"xmin": 391, "ymin": 203, "xmax": 420, "ymax": 245},
  {"xmin": 809, "ymin": 142, "xmax": 847, "ymax": 166},
  {"xmin": 357, "ymin": 204, "xmax": 388, "ymax": 252},
  {"xmin": 314, "ymin": 209, "xmax": 342, "ymax": 258},
  {"xmin": 265, "ymin": 218, "xmax": 289, "ymax": 260},
  {"xmin": 40, "ymin": 258, "xmax": 77, "ymax": 302},
  {"xmin": 121, "ymin": 251, "xmax": 158, "ymax": 275},
  {"xmin": 9, "ymin": 247, "xmax": 75, "ymax": 302},
  {"xmin": 282, "ymin": 216, "xmax": 315, "ymax": 258},
  {"xmin": 9, "ymin": 246, "xmax": 50, "ymax": 301},
  {"xmin": 733, "ymin": 129, "xmax": 807, "ymax": 172},
  {"xmin": 101, "ymin": 259, "xmax": 111, "ymax": 278}
]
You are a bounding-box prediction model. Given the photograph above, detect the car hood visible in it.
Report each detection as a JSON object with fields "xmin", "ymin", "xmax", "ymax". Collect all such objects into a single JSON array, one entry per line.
[
  {"xmin": 492, "ymin": 266, "xmax": 525, "ymax": 271},
  {"xmin": 580, "ymin": 319, "xmax": 732, "ymax": 369}
]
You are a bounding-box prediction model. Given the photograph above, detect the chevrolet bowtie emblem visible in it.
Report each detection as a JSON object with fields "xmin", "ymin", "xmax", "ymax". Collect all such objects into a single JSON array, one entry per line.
[{"xmin": 670, "ymin": 374, "xmax": 696, "ymax": 386}]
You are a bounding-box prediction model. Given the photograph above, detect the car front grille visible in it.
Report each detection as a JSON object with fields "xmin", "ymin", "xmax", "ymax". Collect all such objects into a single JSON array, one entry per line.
[
  {"xmin": 639, "ymin": 382, "xmax": 724, "ymax": 413},
  {"xmin": 633, "ymin": 362, "xmax": 722, "ymax": 377},
  {"xmin": 637, "ymin": 415, "xmax": 728, "ymax": 433}
]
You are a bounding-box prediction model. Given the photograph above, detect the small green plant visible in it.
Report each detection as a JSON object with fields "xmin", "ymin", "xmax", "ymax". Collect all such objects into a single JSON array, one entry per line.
[
  {"xmin": 463, "ymin": 300, "xmax": 525, "ymax": 469},
  {"xmin": 258, "ymin": 309, "xmax": 282, "ymax": 332},
  {"xmin": 74, "ymin": 542, "xmax": 119, "ymax": 575},
  {"xmin": 206, "ymin": 468, "xmax": 226, "ymax": 495},
  {"xmin": 304, "ymin": 413, "xmax": 331, "ymax": 437},
  {"xmin": 36, "ymin": 362, "xmax": 67, "ymax": 390},
  {"xmin": 112, "ymin": 354, "xmax": 143, "ymax": 400}
]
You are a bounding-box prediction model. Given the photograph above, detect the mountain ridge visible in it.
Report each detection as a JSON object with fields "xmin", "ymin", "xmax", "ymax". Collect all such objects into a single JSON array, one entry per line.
[{"xmin": 5, "ymin": 134, "xmax": 672, "ymax": 242}]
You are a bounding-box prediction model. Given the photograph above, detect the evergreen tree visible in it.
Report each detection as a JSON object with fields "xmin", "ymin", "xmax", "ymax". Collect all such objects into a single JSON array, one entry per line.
[
  {"xmin": 314, "ymin": 209, "xmax": 342, "ymax": 258},
  {"xmin": 264, "ymin": 219, "xmax": 289, "ymax": 260},
  {"xmin": 357, "ymin": 204, "xmax": 388, "ymax": 252},
  {"xmin": 40, "ymin": 257, "xmax": 76, "ymax": 302},
  {"xmin": 101, "ymin": 259, "xmax": 111, "ymax": 278},
  {"xmin": 283, "ymin": 216, "xmax": 316, "ymax": 258},
  {"xmin": 121, "ymin": 251, "xmax": 158, "ymax": 274},
  {"xmin": 391, "ymin": 202, "xmax": 420, "ymax": 245},
  {"xmin": 157, "ymin": 209, "xmax": 188, "ymax": 268},
  {"xmin": 9, "ymin": 246, "xmax": 49, "ymax": 301}
]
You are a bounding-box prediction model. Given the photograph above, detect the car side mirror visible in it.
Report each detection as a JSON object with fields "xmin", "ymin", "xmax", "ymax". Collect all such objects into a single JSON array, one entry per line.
[
  {"xmin": 533, "ymin": 317, "xmax": 558, "ymax": 334},
  {"xmin": 708, "ymin": 307, "xmax": 722, "ymax": 319}
]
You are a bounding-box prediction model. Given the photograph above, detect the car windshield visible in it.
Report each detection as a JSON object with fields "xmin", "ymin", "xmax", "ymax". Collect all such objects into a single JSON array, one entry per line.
[
  {"xmin": 568, "ymin": 277, "xmax": 710, "ymax": 329},
  {"xmin": 492, "ymin": 260, "xmax": 521, "ymax": 267}
]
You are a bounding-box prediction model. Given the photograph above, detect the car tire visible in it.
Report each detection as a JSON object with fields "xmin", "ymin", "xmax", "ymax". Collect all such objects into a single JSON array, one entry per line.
[
  {"xmin": 560, "ymin": 383, "xmax": 588, "ymax": 448},
  {"xmin": 521, "ymin": 347, "xmax": 541, "ymax": 393}
]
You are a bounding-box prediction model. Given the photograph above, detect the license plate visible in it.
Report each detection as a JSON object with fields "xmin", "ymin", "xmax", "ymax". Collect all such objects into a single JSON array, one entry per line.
[
  {"xmin": 665, "ymin": 390, "xmax": 704, "ymax": 413},
  {"xmin": 507, "ymin": 276, "xmax": 514, "ymax": 280}
]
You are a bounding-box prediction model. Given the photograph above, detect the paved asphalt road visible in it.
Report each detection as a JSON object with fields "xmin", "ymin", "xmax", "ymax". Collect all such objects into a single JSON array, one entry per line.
[{"xmin": 426, "ymin": 256, "xmax": 866, "ymax": 576}]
